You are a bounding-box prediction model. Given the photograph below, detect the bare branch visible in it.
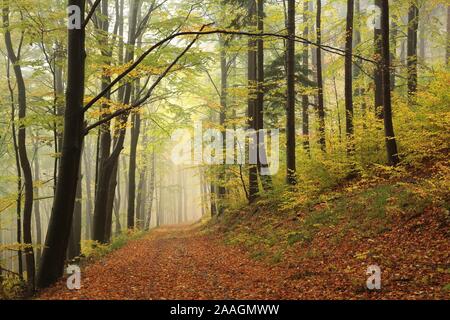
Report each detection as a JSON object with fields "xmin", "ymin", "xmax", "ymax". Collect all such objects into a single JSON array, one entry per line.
[{"xmin": 83, "ymin": 0, "xmax": 102, "ymax": 29}]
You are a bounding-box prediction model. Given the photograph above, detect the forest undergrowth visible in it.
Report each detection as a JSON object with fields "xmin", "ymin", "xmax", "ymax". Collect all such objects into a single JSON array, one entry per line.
[{"xmin": 208, "ymin": 158, "xmax": 450, "ymax": 299}]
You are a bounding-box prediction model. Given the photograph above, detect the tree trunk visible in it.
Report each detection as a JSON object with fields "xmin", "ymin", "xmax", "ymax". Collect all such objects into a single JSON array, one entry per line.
[
  {"xmin": 286, "ymin": 0, "xmax": 296, "ymax": 184},
  {"xmin": 390, "ymin": 16, "xmax": 398, "ymax": 91},
  {"xmin": 218, "ymin": 37, "xmax": 227, "ymax": 214},
  {"xmin": 92, "ymin": 0, "xmax": 113, "ymax": 242},
  {"xmin": 316, "ymin": 0, "xmax": 326, "ymax": 151},
  {"xmin": 248, "ymin": 0, "xmax": 259, "ymax": 201},
  {"xmin": 82, "ymin": 146, "xmax": 93, "ymax": 239},
  {"xmin": 104, "ymin": 157, "xmax": 119, "ymax": 241},
  {"xmin": 256, "ymin": 0, "xmax": 272, "ymax": 190},
  {"xmin": 345, "ymin": 0, "xmax": 354, "ymax": 155},
  {"xmin": 33, "ymin": 137, "xmax": 42, "ymax": 266},
  {"xmin": 127, "ymin": 112, "xmax": 141, "ymax": 228},
  {"xmin": 380, "ymin": 0, "xmax": 400, "ymax": 166},
  {"xmin": 447, "ymin": 5, "xmax": 450, "ymax": 65},
  {"xmin": 67, "ymin": 172, "xmax": 82, "ymax": 260},
  {"xmin": 54, "ymin": 42, "xmax": 65, "ymax": 192},
  {"xmin": 145, "ymin": 150, "xmax": 156, "ymax": 230},
  {"xmin": 353, "ymin": 0, "xmax": 365, "ymax": 113},
  {"xmin": 37, "ymin": 0, "xmax": 86, "ymax": 289},
  {"xmin": 93, "ymin": 0, "xmax": 140, "ymax": 241},
  {"xmin": 6, "ymin": 60, "xmax": 23, "ymax": 280},
  {"xmin": 302, "ymin": 0, "xmax": 310, "ymax": 156},
  {"xmin": 136, "ymin": 162, "xmax": 146, "ymax": 229},
  {"xmin": 407, "ymin": 2, "xmax": 419, "ymax": 99},
  {"xmin": 3, "ymin": 4, "xmax": 35, "ymax": 293},
  {"xmin": 374, "ymin": 0, "xmax": 383, "ymax": 119}
]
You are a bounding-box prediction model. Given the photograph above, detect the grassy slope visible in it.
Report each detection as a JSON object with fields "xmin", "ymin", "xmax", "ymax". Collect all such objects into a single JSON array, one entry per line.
[{"xmin": 208, "ymin": 160, "xmax": 450, "ymax": 299}]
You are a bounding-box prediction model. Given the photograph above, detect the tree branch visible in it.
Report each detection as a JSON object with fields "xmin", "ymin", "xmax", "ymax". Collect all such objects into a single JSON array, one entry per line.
[
  {"xmin": 83, "ymin": 26, "xmax": 377, "ymax": 128},
  {"xmin": 83, "ymin": 0, "xmax": 102, "ymax": 29},
  {"xmin": 84, "ymin": 24, "xmax": 206, "ymax": 134}
]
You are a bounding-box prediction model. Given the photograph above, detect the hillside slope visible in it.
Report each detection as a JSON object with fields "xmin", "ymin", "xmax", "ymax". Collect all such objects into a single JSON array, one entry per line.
[{"xmin": 209, "ymin": 161, "xmax": 450, "ymax": 299}]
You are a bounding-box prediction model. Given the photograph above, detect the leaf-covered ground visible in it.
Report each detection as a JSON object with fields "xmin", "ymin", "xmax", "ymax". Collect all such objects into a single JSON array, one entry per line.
[
  {"xmin": 38, "ymin": 209, "xmax": 449, "ymax": 300},
  {"xmin": 39, "ymin": 225, "xmax": 307, "ymax": 300}
]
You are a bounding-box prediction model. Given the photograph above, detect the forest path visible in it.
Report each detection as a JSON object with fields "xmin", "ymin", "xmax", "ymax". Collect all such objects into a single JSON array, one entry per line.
[{"xmin": 38, "ymin": 224, "xmax": 299, "ymax": 300}]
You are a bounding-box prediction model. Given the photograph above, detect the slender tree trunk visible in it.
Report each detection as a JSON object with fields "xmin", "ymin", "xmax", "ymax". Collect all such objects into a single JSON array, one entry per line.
[
  {"xmin": 145, "ymin": 150, "xmax": 156, "ymax": 230},
  {"xmin": 380, "ymin": 0, "xmax": 400, "ymax": 166},
  {"xmin": 302, "ymin": 0, "xmax": 310, "ymax": 156},
  {"xmin": 136, "ymin": 163, "xmax": 146, "ymax": 229},
  {"xmin": 390, "ymin": 16, "xmax": 398, "ymax": 91},
  {"xmin": 94, "ymin": 0, "xmax": 140, "ymax": 241},
  {"xmin": 33, "ymin": 137, "xmax": 42, "ymax": 266},
  {"xmin": 316, "ymin": 0, "xmax": 326, "ymax": 151},
  {"xmin": 210, "ymin": 183, "xmax": 217, "ymax": 216},
  {"xmin": 67, "ymin": 172, "xmax": 82, "ymax": 260},
  {"xmin": 374, "ymin": 0, "xmax": 383, "ymax": 119},
  {"xmin": 418, "ymin": 16, "xmax": 425, "ymax": 63},
  {"xmin": 82, "ymin": 146, "xmax": 93, "ymax": 239},
  {"xmin": 92, "ymin": 0, "xmax": 113, "ymax": 242},
  {"xmin": 218, "ymin": 38, "xmax": 227, "ymax": 214},
  {"xmin": 104, "ymin": 157, "xmax": 118, "ymax": 241},
  {"xmin": 54, "ymin": 42, "xmax": 65, "ymax": 192},
  {"xmin": 3, "ymin": 4, "xmax": 35, "ymax": 293},
  {"xmin": 353, "ymin": 0, "xmax": 365, "ymax": 113},
  {"xmin": 182, "ymin": 170, "xmax": 187, "ymax": 222},
  {"xmin": 407, "ymin": 1, "xmax": 419, "ymax": 99},
  {"xmin": 256, "ymin": 0, "xmax": 272, "ymax": 190},
  {"xmin": 248, "ymin": 0, "xmax": 259, "ymax": 201},
  {"xmin": 286, "ymin": 0, "xmax": 296, "ymax": 184},
  {"xmin": 6, "ymin": 61, "xmax": 23, "ymax": 280},
  {"xmin": 127, "ymin": 112, "xmax": 141, "ymax": 227},
  {"xmin": 446, "ymin": 5, "xmax": 450, "ymax": 65},
  {"xmin": 345, "ymin": 0, "xmax": 354, "ymax": 155},
  {"xmin": 37, "ymin": 0, "xmax": 86, "ymax": 289}
]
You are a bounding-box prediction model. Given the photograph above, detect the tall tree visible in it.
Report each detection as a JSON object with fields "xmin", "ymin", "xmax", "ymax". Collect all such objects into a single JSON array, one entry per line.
[
  {"xmin": 345, "ymin": 0, "xmax": 354, "ymax": 155},
  {"xmin": 374, "ymin": 0, "xmax": 383, "ymax": 118},
  {"xmin": 380, "ymin": 0, "xmax": 400, "ymax": 166},
  {"xmin": 316, "ymin": 0, "xmax": 326, "ymax": 151},
  {"xmin": 286, "ymin": 0, "xmax": 296, "ymax": 185},
  {"xmin": 447, "ymin": 5, "xmax": 450, "ymax": 65},
  {"xmin": 407, "ymin": 1, "xmax": 419, "ymax": 99},
  {"xmin": 37, "ymin": 0, "xmax": 86, "ymax": 289},
  {"xmin": 33, "ymin": 136, "xmax": 42, "ymax": 265},
  {"xmin": 7, "ymin": 60, "xmax": 23, "ymax": 280},
  {"xmin": 92, "ymin": 0, "xmax": 113, "ymax": 242},
  {"xmin": 248, "ymin": 0, "xmax": 259, "ymax": 200},
  {"xmin": 127, "ymin": 109, "xmax": 141, "ymax": 227},
  {"xmin": 218, "ymin": 35, "xmax": 227, "ymax": 213},
  {"xmin": 3, "ymin": 2, "xmax": 35, "ymax": 292},
  {"xmin": 256, "ymin": 0, "xmax": 272, "ymax": 189},
  {"xmin": 301, "ymin": 0, "xmax": 311, "ymax": 155}
]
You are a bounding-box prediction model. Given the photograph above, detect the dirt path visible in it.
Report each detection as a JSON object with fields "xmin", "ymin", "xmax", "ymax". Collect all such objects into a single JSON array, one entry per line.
[
  {"xmin": 39, "ymin": 224, "xmax": 300, "ymax": 300},
  {"xmin": 38, "ymin": 221, "xmax": 450, "ymax": 300}
]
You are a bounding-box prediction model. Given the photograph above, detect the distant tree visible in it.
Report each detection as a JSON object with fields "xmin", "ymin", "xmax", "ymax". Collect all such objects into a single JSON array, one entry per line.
[
  {"xmin": 407, "ymin": 1, "xmax": 419, "ymax": 100},
  {"xmin": 380, "ymin": 0, "xmax": 400, "ymax": 166},
  {"xmin": 374, "ymin": 0, "xmax": 383, "ymax": 119},
  {"xmin": 316, "ymin": 0, "xmax": 326, "ymax": 151},
  {"xmin": 302, "ymin": 0, "xmax": 311, "ymax": 155},
  {"xmin": 345, "ymin": 0, "xmax": 355, "ymax": 155}
]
